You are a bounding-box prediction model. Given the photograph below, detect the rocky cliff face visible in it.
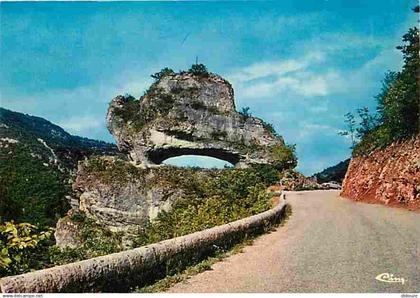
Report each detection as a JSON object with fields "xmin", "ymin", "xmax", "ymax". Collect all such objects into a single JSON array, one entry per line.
[
  {"xmin": 341, "ymin": 136, "xmax": 420, "ymax": 211},
  {"xmin": 55, "ymin": 155, "xmax": 225, "ymax": 246},
  {"xmin": 107, "ymin": 72, "xmax": 285, "ymax": 168},
  {"xmin": 71, "ymin": 156, "xmax": 218, "ymax": 233}
]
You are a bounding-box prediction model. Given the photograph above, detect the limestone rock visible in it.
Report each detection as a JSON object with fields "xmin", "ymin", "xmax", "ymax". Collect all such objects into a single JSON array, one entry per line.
[
  {"xmin": 68, "ymin": 156, "xmax": 219, "ymax": 234},
  {"xmin": 54, "ymin": 210, "xmax": 82, "ymax": 248},
  {"xmin": 107, "ymin": 72, "xmax": 285, "ymax": 167}
]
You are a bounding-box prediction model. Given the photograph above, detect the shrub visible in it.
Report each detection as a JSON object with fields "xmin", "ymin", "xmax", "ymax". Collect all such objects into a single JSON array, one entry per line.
[
  {"xmin": 188, "ymin": 64, "xmax": 209, "ymax": 77},
  {"xmin": 262, "ymin": 121, "xmax": 277, "ymax": 136},
  {"xmin": 151, "ymin": 68, "xmax": 175, "ymax": 81},
  {"xmin": 271, "ymin": 144, "xmax": 298, "ymax": 170},
  {"xmin": 0, "ymin": 145, "xmax": 70, "ymax": 227},
  {"xmin": 239, "ymin": 107, "xmax": 251, "ymax": 119},
  {"xmin": 0, "ymin": 221, "xmax": 53, "ymax": 277},
  {"xmin": 133, "ymin": 165, "xmax": 278, "ymax": 246}
]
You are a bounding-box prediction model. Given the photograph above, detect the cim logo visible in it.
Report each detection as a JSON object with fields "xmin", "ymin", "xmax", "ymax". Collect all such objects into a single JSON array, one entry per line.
[{"xmin": 375, "ymin": 273, "xmax": 406, "ymax": 285}]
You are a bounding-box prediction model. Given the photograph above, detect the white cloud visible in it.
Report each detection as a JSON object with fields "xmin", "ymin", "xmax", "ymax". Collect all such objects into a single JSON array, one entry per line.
[
  {"xmin": 297, "ymin": 122, "xmax": 338, "ymax": 139},
  {"xmin": 226, "ymin": 51, "xmax": 346, "ymax": 100},
  {"xmin": 226, "ymin": 30, "xmax": 402, "ymax": 104},
  {"xmin": 229, "ymin": 51, "xmax": 325, "ymax": 84},
  {"xmin": 57, "ymin": 116, "xmax": 104, "ymax": 135}
]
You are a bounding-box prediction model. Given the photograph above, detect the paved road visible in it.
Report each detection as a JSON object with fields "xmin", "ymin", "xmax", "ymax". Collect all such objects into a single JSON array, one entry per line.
[{"xmin": 169, "ymin": 190, "xmax": 420, "ymax": 293}]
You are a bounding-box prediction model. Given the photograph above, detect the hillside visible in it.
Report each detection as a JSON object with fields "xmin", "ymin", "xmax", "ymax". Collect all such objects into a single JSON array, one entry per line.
[
  {"xmin": 0, "ymin": 108, "xmax": 118, "ymax": 226},
  {"xmin": 313, "ymin": 159, "xmax": 350, "ymax": 183}
]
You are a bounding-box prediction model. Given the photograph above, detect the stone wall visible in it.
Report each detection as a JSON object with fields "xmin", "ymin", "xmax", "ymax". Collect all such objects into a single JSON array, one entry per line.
[
  {"xmin": 0, "ymin": 196, "xmax": 287, "ymax": 293},
  {"xmin": 341, "ymin": 135, "xmax": 420, "ymax": 211}
]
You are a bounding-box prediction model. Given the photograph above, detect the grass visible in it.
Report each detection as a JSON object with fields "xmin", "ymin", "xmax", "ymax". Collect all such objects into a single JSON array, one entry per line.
[{"xmin": 134, "ymin": 204, "xmax": 292, "ymax": 293}]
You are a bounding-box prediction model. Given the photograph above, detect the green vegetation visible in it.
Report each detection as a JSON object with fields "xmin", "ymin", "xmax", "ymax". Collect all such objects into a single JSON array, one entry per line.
[
  {"xmin": 113, "ymin": 87, "xmax": 176, "ymax": 132},
  {"xmin": 0, "ymin": 221, "xmax": 53, "ymax": 277},
  {"xmin": 271, "ymin": 144, "xmax": 298, "ymax": 170},
  {"xmin": 49, "ymin": 213, "xmax": 124, "ymax": 266},
  {"xmin": 188, "ymin": 63, "xmax": 209, "ymax": 77},
  {"xmin": 0, "ymin": 145, "xmax": 70, "ymax": 227},
  {"xmin": 41, "ymin": 160, "xmax": 281, "ymax": 270},
  {"xmin": 133, "ymin": 168, "xmax": 273, "ymax": 245},
  {"xmin": 0, "ymin": 108, "xmax": 117, "ymax": 227},
  {"xmin": 151, "ymin": 67, "xmax": 175, "ymax": 81},
  {"xmin": 340, "ymin": 9, "xmax": 419, "ymax": 156},
  {"xmin": 239, "ymin": 106, "xmax": 251, "ymax": 119},
  {"xmin": 262, "ymin": 121, "xmax": 278, "ymax": 136}
]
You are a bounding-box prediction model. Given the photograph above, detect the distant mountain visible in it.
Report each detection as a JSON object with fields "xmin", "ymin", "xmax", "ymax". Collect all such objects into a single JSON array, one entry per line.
[
  {"xmin": 313, "ymin": 159, "xmax": 350, "ymax": 184},
  {"xmin": 0, "ymin": 107, "xmax": 118, "ymax": 226}
]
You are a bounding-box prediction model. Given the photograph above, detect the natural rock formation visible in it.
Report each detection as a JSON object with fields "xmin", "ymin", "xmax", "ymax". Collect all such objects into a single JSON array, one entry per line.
[
  {"xmin": 266, "ymin": 170, "xmax": 320, "ymax": 192},
  {"xmin": 107, "ymin": 72, "xmax": 285, "ymax": 168},
  {"xmin": 54, "ymin": 210, "xmax": 83, "ymax": 248},
  {"xmin": 56, "ymin": 156, "xmax": 222, "ymax": 237},
  {"xmin": 55, "ymin": 69, "xmax": 296, "ymax": 246},
  {"xmin": 341, "ymin": 135, "xmax": 420, "ymax": 211}
]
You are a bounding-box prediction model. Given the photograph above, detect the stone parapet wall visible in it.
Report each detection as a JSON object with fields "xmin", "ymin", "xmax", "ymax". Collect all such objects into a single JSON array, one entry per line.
[{"xmin": 0, "ymin": 195, "xmax": 286, "ymax": 293}]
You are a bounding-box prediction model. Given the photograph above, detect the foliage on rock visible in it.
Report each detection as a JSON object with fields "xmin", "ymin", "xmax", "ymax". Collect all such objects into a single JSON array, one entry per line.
[
  {"xmin": 49, "ymin": 212, "xmax": 124, "ymax": 266},
  {"xmin": 188, "ymin": 63, "xmax": 209, "ymax": 77},
  {"xmin": 151, "ymin": 67, "xmax": 175, "ymax": 81},
  {"xmin": 107, "ymin": 67, "xmax": 289, "ymax": 167},
  {"xmin": 271, "ymin": 144, "xmax": 298, "ymax": 170}
]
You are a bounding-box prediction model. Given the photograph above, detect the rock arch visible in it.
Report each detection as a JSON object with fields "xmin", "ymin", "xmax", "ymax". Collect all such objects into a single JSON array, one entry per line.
[{"xmin": 107, "ymin": 72, "xmax": 285, "ymax": 168}]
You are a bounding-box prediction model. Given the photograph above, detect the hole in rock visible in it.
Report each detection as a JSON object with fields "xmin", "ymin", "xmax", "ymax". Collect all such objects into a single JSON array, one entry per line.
[{"xmin": 162, "ymin": 155, "xmax": 233, "ymax": 169}]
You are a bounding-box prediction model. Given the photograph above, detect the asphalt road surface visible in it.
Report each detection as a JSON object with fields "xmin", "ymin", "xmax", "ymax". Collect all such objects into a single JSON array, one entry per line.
[{"xmin": 168, "ymin": 190, "xmax": 420, "ymax": 293}]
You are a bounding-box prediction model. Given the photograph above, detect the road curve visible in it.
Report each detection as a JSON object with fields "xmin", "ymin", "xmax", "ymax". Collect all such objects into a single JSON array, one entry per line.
[{"xmin": 168, "ymin": 190, "xmax": 420, "ymax": 293}]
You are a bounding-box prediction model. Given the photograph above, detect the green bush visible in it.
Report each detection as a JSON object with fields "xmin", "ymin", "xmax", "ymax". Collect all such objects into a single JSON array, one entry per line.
[
  {"xmin": 188, "ymin": 63, "xmax": 209, "ymax": 77},
  {"xmin": 133, "ymin": 165, "xmax": 277, "ymax": 246},
  {"xmin": 151, "ymin": 67, "xmax": 175, "ymax": 81},
  {"xmin": 239, "ymin": 107, "xmax": 251, "ymax": 119},
  {"xmin": 0, "ymin": 221, "xmax": 53, "ymax": 277},
  {"xmin": 112, "ymin": 87, "xmax": 175, "ymax": 132},
  {"xmin": 271, "ymin": 144, "xmax": 298, "ymax": 170}
]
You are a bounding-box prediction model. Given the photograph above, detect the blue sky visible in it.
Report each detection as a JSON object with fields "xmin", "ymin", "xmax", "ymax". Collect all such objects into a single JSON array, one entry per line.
[{"xmin": 0, "ymin": 1, "xmax": 417, "ymax": 174}]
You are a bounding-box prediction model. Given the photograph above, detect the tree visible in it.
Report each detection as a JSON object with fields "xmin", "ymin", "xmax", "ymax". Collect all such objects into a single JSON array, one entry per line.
[
  {"xmin": 151, "ymin": 67, "xmax": 175, "ymax": 81},
  {"xmin": 188, "ymin": 63, "xmax": 209, "ymax": 76},
  {"xmin": 355, "ymin": 107, "xmax": 378, "ymax": 139},
  {"xmin": 239, "ymin": 107, "xmax": 251, "ymax": 118},
  {"xmin": 338, "ymin": 112, "xmax": 357, "ymax": 149},
  {"xmin": 340, "ymin": 6, "xmax": 419, "ymax": 155}
]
